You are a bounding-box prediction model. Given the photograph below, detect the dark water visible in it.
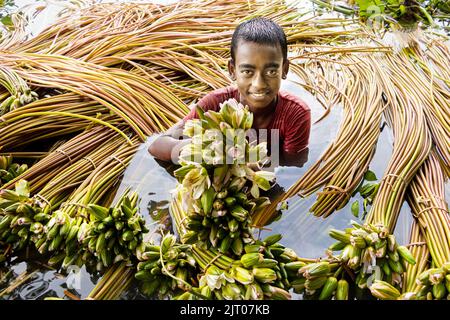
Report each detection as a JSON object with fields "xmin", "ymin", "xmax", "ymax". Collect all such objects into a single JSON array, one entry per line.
[{"xmin": 1, "ymin": 0, "xmax": 449, "ymax": 301}]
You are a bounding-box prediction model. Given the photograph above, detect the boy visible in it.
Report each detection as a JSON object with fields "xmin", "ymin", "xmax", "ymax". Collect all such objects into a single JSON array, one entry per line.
[{"xmin": 148, "ymin": 17, "xmax": 311, "ymax": 167}]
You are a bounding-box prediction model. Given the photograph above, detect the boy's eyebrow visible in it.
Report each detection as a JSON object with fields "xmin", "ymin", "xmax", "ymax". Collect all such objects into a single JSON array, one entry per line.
[
  {"xmin": 238, "ymin": 63, "xmax": 280, "ymax": 69},
  {"xmin": 238, "ymin": 63, "xmax": 255, "ymax": 69},
  {"xmin": 264, "ymin": 62, "xmax": 280, "ymax": 68}
]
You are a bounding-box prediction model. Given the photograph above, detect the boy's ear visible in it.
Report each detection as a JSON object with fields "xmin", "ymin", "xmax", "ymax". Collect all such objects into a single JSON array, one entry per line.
[
  {"xmin": 228, "ymin": 59, "xmax": 236, "ymax": 81},
  {"xmin": 282, "ymin": 59, "xmax": 290, "ymax": 79}
]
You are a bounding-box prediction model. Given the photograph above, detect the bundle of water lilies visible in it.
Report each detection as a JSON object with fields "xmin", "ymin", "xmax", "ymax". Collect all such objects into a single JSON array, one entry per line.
[
  {"xmin": 0, "ymin": 178, "xmax": 147, "ymax": 272},
  {"xmin": 0, "ymin": 66, "xmax": 39, "ymax": 115},
  {"xmin": 292, "ymin": 260, "xmax": 349, "ymax": 300},
  {"xmin": 407, "ymin": 263, "xmax": 450, "ymax": 300},
  {"xmin": 134, "ymin": 233, "xmax": 199, "ymax": 298},
  {"xmin": 0, "ymin": 156, "xmax": 28, "ymax": 186},
  {"xmin": 172, "ymin": 99, "xmax": 275, "ymax": 257},
  {"xmin": 169, "ymin": 233, "xmax": 312, "ymax": 300},
  {"xmin": 0, "ymin": 180, "xmax": 50, "ymax": 258},
  {"xmin": 248, "ymin": 220, "xmax": 418, "ymax": 300},
  {"xmin": 370, "ymin": 262, "xmax": 450, "ymax": 300},
  {"xmin": 327, "ymin": 221, "xmax": 416, "ymax": 294},
  {"xmin": 36, "ymin": 188, "xmax": 147, "ymax": 271},
  {"xmin": 162, "ymin": 233, "xmax": 353, "ymax": 300},
  {"xmin": 147, "ymin": 99, "xmax": 316, "ymax": 300},
  {"xmin": 83, "ymin": 190, "xmax": 149, "ymax": 269},
  {"xmin": 135, "ymin": 234, "xmax": 312, "ymax": 300}
]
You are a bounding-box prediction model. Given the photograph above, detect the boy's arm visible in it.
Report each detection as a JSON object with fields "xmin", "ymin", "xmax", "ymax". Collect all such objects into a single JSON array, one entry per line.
[
  {"xmin": 280, "ymin": 147, "xmax": 309, "ymax": 167},
  {"xmin": 281, "ymin": 105, "xmax": 311, "ymax": 167},
  {"xmin": 148, "ymin": 120, "xmax": 191, "ymax": 163}
]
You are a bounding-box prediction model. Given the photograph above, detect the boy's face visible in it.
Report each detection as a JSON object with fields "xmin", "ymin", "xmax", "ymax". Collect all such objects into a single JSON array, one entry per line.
[{"xmin": 228, "ymin": 40, "xmax": 289, "ymax": 112}]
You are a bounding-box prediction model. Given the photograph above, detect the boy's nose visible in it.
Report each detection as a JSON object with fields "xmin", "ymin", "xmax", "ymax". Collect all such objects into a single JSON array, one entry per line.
[{"xmin": 251, "ymin": 72, "xmax": 267, "ymax": 90}]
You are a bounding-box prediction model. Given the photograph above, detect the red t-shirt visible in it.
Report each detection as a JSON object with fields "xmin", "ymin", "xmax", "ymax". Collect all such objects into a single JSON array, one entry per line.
[{"xmin": 183, "ymin": 86, "xmax": 311, "ymax": 154}]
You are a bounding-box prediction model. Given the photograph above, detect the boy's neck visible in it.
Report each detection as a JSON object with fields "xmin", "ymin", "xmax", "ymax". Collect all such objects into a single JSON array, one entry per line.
[{"xmin": 240, "ymin": 94, "xmax": 278, "ymax": 118}]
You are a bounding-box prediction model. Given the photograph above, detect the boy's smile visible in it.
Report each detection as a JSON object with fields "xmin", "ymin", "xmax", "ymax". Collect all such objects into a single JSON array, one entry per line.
[{"xmin": 229, "ymin": 40, "xmax": 289, "ymax": 115}]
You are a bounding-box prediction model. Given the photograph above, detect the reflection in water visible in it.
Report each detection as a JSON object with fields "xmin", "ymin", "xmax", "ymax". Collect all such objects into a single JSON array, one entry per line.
[
  {"xmin": 147, "ymin": 198, "xmax": 173, "ymax": 236},
  {"xmin": 19, "ymin": 277, "xmax": 49, "ymax": 299},
  {"xmin": 1, "ymin": 258, "xmax": 97, "ymax": 300}
]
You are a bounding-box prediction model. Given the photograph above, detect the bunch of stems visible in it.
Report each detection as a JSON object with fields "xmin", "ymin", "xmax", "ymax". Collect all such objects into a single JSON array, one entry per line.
[
  {"xmin": 366, "ymin": 52, "xmax": 433, "ymax": 232},
  {"xmin": 0, "ymin": 11, "xmax": 28, "ymax": 50},
  {"xmin": 406, "ymin": 150, "xmax": 449, "ymax": 268},
  {"xmin": 0, "ymin": 53, "xmax": 188, "ymax": 138},
  {"xmin": 3, "ymin": 1, "xmax": 369, "ymax": 109},
  {"xmin": 288, "ymin": 42, "xmax": 391, "ymax": 120},
  {"xmin": 12, "ymin": 1, "xmax": 246, "ymax": 56},
  {"xmin": 36, "ymin": 133, "xmax": 130, "ymax": 210},
  {"xmin": 3, "ymin": 2, "xmax": 262, "ymax": 98},
  {"xmin": 290, "ymin": 57, "xmax": 346, "ymax": 119},
  {"xmin": 308, "ymin": 55, "xmax": 385, "ymax": 217},
  {"xmin": 13, "ymin": 1, "xmax": 302, "ymax": 60},
  {"xmin": 171, "ymin": 187, "xmax": 191, "ymax": 245},
  {"xmin": 0, "ymin": 93, "xmax": 115, "ymax": 149},
  {"xmin": 403, "ymin": 220, "xmax": 430, "ymax": 293},
  {"xmin": 57, "ymin": 135, "xmax": 140, "ymax": 219},
  {"xmin": 1, "ymin": 126, "xmax": 117, "ymax": 193},
  {"xmin": 405, "ymin": 40, "xmax": 450, "ymax": 174},
  {"xmin": 87, "ymin": 262, "xmax": 134, "ymax": 300}
]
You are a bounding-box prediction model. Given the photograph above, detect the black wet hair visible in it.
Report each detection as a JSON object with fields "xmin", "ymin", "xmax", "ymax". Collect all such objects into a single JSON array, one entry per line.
[{"xmin": 230, "ymin": 17, "xmax": 288, "ymax": 63}]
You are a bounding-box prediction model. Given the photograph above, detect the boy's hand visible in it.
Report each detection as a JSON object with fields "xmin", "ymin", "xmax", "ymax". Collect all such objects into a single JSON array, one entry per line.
[
  {"xmin": 171, "ymin": 138, "xmax": 191, "ymax": 164},
  {"xmin": 148, "ymin": 120, "xmax": 189, "ymax": 163}
]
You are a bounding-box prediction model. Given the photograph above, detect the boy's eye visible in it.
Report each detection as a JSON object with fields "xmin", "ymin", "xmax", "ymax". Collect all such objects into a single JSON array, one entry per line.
[
  {"xmin": 266, "ymin": 69, "xmax": 279, "ymax": 77},
  {"xmin": 241, "ymin": 70, "xmax": 253, "ymax": 76}
]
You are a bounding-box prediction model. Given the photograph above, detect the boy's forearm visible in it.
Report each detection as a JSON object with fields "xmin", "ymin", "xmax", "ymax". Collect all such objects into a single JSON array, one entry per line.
[{"xmin": 148, "ymin": 136, "xmax": 190, "ymax": 163}]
